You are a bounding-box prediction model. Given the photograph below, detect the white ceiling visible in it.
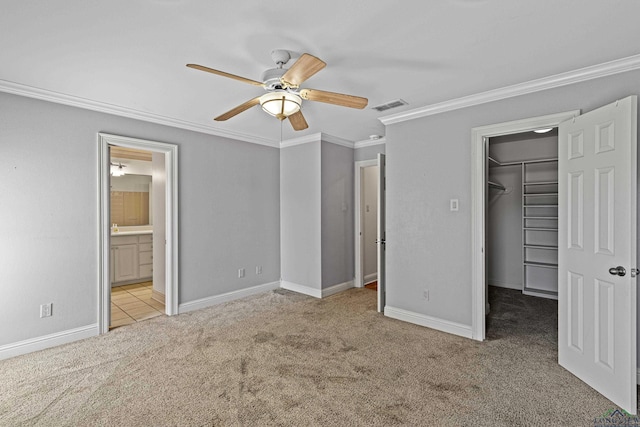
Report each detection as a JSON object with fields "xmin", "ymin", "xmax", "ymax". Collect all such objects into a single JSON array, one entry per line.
[{"xmin": 2, "ymin": 1, "xmax": 640, "ymax": 145}]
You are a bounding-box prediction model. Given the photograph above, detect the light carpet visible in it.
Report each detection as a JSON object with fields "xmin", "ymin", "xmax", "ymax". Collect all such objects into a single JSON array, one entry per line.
[{"xmin": 0, "ymin": 287, "xmax": 629, "ymax": 426}]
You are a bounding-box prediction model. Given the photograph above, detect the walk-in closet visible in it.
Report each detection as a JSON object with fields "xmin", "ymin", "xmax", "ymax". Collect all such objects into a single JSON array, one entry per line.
[{"xmin": 487, "ymin": 129, "xmax": 559, "ymax": 301}]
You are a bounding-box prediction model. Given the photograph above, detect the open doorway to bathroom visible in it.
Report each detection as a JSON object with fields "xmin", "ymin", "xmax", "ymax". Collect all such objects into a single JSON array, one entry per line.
[
  {"xmin": 98, "ymin": 133, "xmax": 178, "ymax": 334},
  {"xmin": 109, "ymin": 146, "xmax": 165, "ymax": 328}
]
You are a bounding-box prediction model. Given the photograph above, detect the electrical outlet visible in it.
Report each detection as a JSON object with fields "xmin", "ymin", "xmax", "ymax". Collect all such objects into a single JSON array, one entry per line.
[
  {"xmin": 40, "ymin": 303, "xmax": 52, "ymax": 318},
  {"xmin": 238, "ymin": 268, "xmax": 245, "ymax": 278},
  {"xmin": 256, "ymin": 266, "xmax": 262, "ymax": 275},
  {"xmin": 423, "ymin": 290, "xmax": 429, "ymax": 301}
]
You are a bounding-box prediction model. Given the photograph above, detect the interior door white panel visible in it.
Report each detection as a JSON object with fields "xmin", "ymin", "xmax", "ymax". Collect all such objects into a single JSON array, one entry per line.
[{"xmin": 558, "ymin": 96, "xmax": 637, "ymax": 414}]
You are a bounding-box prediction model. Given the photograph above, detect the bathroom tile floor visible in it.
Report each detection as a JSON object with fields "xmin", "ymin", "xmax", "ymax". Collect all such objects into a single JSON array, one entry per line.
[{"xmin": 110, "ymin": 282, "xmax": 165, "ymax": 329}]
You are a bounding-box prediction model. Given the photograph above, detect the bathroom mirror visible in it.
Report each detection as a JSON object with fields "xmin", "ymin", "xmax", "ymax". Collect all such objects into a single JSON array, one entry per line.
[{"xmin": 110, "ymin": 174, "xmax": 152, "ymax": 226}]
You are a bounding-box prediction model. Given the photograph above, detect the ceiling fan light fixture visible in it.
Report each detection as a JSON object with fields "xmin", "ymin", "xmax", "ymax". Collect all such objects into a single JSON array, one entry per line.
[{"xmin": 260, "ymin": 91, "xmax": 302, "ymax": 120}]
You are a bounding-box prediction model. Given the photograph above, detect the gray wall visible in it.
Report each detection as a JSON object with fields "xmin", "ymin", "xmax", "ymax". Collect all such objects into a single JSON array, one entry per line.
[
  {"xmin": 280, "ymin": 139, "xmax": 356, "ymax": 290},
  {"xmin": 385, "ymin": 69, "xmax": 640, "ymax": 329},
  {"xmin": 321, "ymin": 141, "xmax": 354, "ymax": 288},
  {"xmin": 280, "ymin": 141, "xmax": 322, "ymax": 289},
  {"xmin": 0, "ymin": 92, "xmax": 280, "ymax": 346},
  {"xmin": 355, "ymin": 143, "xmax": 385, "ymax": 161}
]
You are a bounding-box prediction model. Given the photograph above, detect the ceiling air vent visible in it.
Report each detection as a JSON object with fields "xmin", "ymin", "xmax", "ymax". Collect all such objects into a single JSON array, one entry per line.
[{"xmin": 371, "ymin": 99, "xmax": 408, "ymax": 112}]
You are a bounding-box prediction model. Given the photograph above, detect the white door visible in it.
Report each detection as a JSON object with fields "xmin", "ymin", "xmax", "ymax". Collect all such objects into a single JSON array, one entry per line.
[
  {"xmin": 377, "ymin": 153, "xmax": 386, "ymax": 313},
  {"xmin": 558, "ymin": 96, "xmax": 637, "ymax": 413}
]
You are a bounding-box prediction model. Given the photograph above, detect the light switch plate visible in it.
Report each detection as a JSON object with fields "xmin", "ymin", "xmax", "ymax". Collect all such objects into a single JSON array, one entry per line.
[{"xmin": 450, "ymin": 199, "xmax": 459, "ymax": 211}]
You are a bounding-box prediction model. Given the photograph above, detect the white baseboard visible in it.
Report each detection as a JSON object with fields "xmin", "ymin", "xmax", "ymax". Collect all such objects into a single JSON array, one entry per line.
[
  {"xmin": 152, "ymin": 289, "xmax": 165, "ymax": 304},
  {"xmin": 384, "ymin": 306, "xmax": 473, "ymax": 339},
  {"xmin": 280, "ymin": 281, "xmax": 322, "ymax": 298},
  {"xmin": 178, "ymin": 281, "xmax": 281, "ymax": 313},
  {"xmin": 322, "ymin": 280, "xmax": 354, "ymax": 297},
  {"xmin": 488, "ymin": 280, "xmax": 521, "ymax": 290},
  {"xmin": 364, "ymin": 273, "xmax": 378, "ymax": 285},
  {"xmin": 0, "ymin": 324, "xmax": 99, "ymax": 360}
]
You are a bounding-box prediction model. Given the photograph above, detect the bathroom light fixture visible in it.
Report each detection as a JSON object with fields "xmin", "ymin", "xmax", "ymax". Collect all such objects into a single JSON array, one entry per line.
[
  {"xmin": 110, "ymin": 162, "xmax": 126, "ymax": 176},
  {"xmin": 259, "ymin": 90, "xmax": 302, "ymax": 120},
  {"xmin": 533, "ymin": 128, "xmax": 553, "ymax": 134}
]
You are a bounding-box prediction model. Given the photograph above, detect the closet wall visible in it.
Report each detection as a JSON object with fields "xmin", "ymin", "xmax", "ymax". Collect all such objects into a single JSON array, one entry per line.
[
  {"xmin": 487, "ymin": 164, "xmax": 522, "ymax": 289},
  {"xmin": 488, "ymin": 130, "xmax": 559, "ymax": 298}
]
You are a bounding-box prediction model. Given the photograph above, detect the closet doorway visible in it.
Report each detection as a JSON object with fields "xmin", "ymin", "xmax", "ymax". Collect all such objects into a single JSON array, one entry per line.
[
  {"xmin": 487, "ymin": 129, "xmax": 559, "ymax": 301},
  {"xmin": 471, "ymin": 110, "xmax": 579, "ymax": 340}
]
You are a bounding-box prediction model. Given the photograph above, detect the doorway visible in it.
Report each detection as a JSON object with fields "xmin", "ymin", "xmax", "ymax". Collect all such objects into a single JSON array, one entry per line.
[
  {"xmin": 355, "ymin": 159, "xmax": 379, "ymax": 289},
  {"xmin": 109, "ymin": 146, "xmax": 164, "ymax": 328},
  {"xmin": 487, "ymin": 130, "xmax": 559, "ymax": 301},
  {"xmin": 471, "ymin": 110, "xmax": 579, "ymax": 341},
  {"xmin": 98, "ymin": 133, "xmax": 179, "ymax": 334},
  {"xmin": 355, "ymin": 154, "xmax": 386, "ymax": 313},
  {"xmin": 485, "ymin": 128, "xmax": 560, "ymax": 344}
]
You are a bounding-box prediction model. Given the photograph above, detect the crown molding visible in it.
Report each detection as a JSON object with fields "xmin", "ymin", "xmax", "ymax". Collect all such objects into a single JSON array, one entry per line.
[
  {"xmin": 280, "ymin": 132, "xmax": 355, "ymax": 149},
  {"xmin": 280, "ymin": 132, "xmax": 322, "ymax": 148},
  {"xmin": 0, "ymin": 79, "xmax": 280, "ymax": 148},
  {"xmin": 380, "ymin": 53, "xmax": 640, "ymax": 125},
  {"xmin": 353, "ymin": 137, "xmax": 386, "ymax": 149},
  {"xmin": 320, "ymin": 133, "xmax": 355, "ymax": 149}
]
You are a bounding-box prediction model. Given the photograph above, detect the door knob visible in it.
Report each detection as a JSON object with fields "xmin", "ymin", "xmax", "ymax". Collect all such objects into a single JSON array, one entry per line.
[{"xmin": 609, "ymin": 266, "xmax": 626, "ymax": 277}]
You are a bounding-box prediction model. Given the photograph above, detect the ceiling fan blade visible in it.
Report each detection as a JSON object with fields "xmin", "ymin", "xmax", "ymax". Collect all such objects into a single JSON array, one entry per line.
[
  {"xmin": 186, "ymin": 64, "xmax": 264, "ymax": 86},
  {"xmin": 214, "ymin": 97, "xmax": 261, "ymax": 121},
  {"xmin": 288, "ymin": 110, "xmax": 309, "ymax": 131},
  {"xmin": 280, "ymin": 53, "xmax": 326, "ymax": 88},
  {"xmin": 300, "ymin": 88, "xmax": 368, "ymax": 109}
]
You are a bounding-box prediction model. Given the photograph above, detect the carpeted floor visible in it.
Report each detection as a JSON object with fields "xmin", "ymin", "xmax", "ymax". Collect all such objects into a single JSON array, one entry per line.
[{"xmin": 0, "ymin": 286, "xmax": 630, "ymax": 426}]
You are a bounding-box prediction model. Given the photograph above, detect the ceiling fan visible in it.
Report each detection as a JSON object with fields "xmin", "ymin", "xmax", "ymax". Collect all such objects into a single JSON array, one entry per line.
[{"xmin": 186, "ymin": 50, "xmax": 368, "ymax": 131}]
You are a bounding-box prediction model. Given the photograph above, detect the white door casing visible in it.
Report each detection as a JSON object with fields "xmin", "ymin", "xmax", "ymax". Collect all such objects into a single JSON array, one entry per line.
[
  {"xmin": 558, "ymin": 96, "xmax": 637, "ymax": 414},
  {"xmin": 377, "ymin": 153, "xmax": 386, "ymax": 313}
]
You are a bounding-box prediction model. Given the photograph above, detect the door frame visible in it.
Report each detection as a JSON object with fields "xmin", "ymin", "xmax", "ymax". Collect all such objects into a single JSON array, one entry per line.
[
  {"xmin": 470, "ymin": 110, "xmax": 579, "ymax": 341},
  {"xmin": 98, "ymin": 133, "xmax": 179, "ymax": 334},
  {"xmin": 354, "ymin": 159, "xmax": 379, "ymax": 288}
]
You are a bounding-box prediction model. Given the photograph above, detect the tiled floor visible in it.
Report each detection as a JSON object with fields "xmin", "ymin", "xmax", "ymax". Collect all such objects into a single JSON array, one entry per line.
[{"xmin": 110, "ymin": 282, "xmax": 165, "ymax": 329}]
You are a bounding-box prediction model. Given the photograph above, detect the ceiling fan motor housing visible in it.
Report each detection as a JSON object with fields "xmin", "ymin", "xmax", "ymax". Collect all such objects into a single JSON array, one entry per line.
[
  {"xmin": 261, "ymin": 68, "xmax": 288, "ymax": 90},
  {"xmin": 270, "ymin": 49, "xmax": 291, "ymax": 66}
]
